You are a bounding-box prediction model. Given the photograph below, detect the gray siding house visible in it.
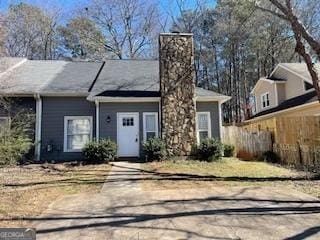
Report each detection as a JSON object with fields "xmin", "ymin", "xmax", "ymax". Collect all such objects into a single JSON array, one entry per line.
[{"xmin": 0, "ymin": 33, "xmax": 230, "ymax": 162}]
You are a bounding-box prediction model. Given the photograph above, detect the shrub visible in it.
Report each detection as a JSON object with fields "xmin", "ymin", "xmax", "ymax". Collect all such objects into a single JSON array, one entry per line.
[
  {"xmin": 142, "ymin": 138, "xmax": 166, "ymax": 162},
  {"xmin": 0, "ymin": 102, "xmax": 34, "ymax": 166},
  {"xmin": 223, "ymin": 144, "xmax": 235, "ymax": 157},
  {"xmin": 0, "ymin": 133, "xmax": 33, "ymax": 166},
  {"xmin": 82, "ymin": 139, "xmax": 117, "ymax": 164},
  {"xmin": 260, "ymin": 151, "xmax": 280, "ymax": 163},
  {"xmin": 197, "ymin": 138, "xmax": 223, "ymax": 162}
]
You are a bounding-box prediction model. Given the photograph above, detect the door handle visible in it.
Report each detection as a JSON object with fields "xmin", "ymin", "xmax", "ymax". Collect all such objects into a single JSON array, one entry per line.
[{"xmin": 135, "ymin": 138, "xmax": 138, "ymax": 142}]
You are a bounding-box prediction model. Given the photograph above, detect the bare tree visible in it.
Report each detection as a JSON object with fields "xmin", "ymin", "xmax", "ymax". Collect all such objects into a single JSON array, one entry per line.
[
  {"xmin": 257, "ymin": 0, "xmax": 320, "ymax": 101},
  {"xmin": 83, "ymin": 0, "xmax": 160, "ymax": 59},
  {"xmin": 0, "ymin": 14, "xmax": 6, "ymax": 57},
  {"xmin": 58, "ymin": 17, "xmax": 108, "ymax": 60},
  {"xmin": 4, "ymin": 3, "xmax": 60, "ymax": 60}
]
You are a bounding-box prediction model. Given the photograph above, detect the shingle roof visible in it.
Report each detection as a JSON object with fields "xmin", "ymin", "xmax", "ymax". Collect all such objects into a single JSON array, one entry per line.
[
  {"xmin": 252, "ymin": 90, "xmax": 318, "ymax": 118},
  {"xmin": 89, "ymin": 60, "xmax": 159, "ymax": 97},
  {"xmin": 195, "ymin": 87, "xmax": 230, "ymax": 98},
  {"xmin": 0, "ymin": 57, "xmax": 26, "ymax": 73},
  {"xmin": 88, "ymin": 59, "xmax": 229, "ymax": 100},
  {"xmin": 0, "ymin": 60, "xmax": 103, "ymax": 95},
  {"xmin": 0, "ymin": 58, "xmax": 229, "ymax": 100}
]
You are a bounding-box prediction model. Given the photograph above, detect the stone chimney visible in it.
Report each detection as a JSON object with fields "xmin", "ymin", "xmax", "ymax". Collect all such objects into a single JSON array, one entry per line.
[{"xmin": 159, "ymin": 33, "xmax": 196, "ymax": 156}]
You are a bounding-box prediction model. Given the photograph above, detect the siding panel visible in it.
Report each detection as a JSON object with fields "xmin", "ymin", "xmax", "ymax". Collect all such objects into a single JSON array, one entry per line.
[
  {"xmin": 41, "ymin": 97, "xmax": 96, "ymax": 162},
  {"xmin": 196, "ymin": 101, "xmax": 221, "ymax": 139},
  {"xmin": 99, "ymin": 102, "xmax": 159, "ymax": 154}
]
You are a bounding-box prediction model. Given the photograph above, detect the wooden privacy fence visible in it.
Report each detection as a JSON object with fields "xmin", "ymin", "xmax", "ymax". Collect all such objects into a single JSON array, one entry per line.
[
  {"xmin": 242, "ymin": 116, "xmax": 320, "ymax": 146},
  {"xmin": 241, "ymin": 116, "xmax": 320, "ymax": 170},
  {"xmin": 222, "ymin": 126, "xmax": 272, "ymax": 159},
  {"xmin": 274, "ymin": 144, "xmax": 320, "ymax": 171}
]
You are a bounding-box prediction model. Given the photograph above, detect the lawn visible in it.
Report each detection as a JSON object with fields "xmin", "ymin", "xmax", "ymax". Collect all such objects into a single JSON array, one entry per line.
[
  {"xmin": 144, "ymin": 158, "xmax": 320, "ymax": 198},
  {"xmin": 0, "ymin": 163, "xmax": 111, "ymax": 227}
]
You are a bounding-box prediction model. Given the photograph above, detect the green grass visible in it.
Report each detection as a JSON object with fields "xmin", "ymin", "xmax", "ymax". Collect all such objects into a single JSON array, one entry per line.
[
  {"xmin": 144, "ymin": 158, "xmax": 320, "ymax": 198},
  {"xmin": 148, "ymin": 158, "xmax": 302, "ymax": 178}
]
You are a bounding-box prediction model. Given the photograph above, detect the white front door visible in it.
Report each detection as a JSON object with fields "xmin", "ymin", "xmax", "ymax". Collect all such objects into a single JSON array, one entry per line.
[{"xmin": 117, "ymin": 113, "xmax": 140, "ymax": 157}]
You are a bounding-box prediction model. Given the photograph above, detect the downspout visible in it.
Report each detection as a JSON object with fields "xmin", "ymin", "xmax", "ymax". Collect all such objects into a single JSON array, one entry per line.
[
  {"xmin": 95, "ymin": 100, "xmax": 99, "ymax": 141},
  {"xmin": 158, "ymin": 99, "xmax": 161, "ymax": 137},
  {"xmin": 34, "ymin": 94, "xmax": 42, "ymax": 161},
  {"xmin": 218, "ymin": 100, "xmax": 223, "ymax": 141},
  {"xmin": 194, "ymin": 96, "xmax": 198, "ymax": 144}
]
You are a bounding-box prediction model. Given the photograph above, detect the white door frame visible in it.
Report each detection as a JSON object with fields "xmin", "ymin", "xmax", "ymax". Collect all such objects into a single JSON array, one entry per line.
[{"xmin": 117, "ymin": 112, "xmax": 140, "ymax": 157}]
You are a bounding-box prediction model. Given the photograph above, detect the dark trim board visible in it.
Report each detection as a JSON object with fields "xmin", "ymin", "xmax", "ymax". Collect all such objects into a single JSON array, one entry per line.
[{"xmin": 97, "ymin": 90, "xmax": 160, "ymax": 97}]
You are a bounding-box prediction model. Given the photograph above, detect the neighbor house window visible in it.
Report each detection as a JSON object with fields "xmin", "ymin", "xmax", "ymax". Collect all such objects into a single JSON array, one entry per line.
[
  {"xmin": 196, "ymin": 112, "xmax": 211, "ymax": 143},
  {"xmin": 64, "ymin": 116, "xmax": 93, "ymax": 152},
  {"xmin": 143, "ymin": 112, "xmax": 158, "ymax": 141},
  {"xmin": 261, "ymin": 93, "xmax": 270, "ymax": 109}
]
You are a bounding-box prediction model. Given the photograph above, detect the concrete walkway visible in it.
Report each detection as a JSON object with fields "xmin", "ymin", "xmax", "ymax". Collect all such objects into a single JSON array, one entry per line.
[{"xmin": 34, "ymin": 162, "xmax": 320, "ymax": 240}]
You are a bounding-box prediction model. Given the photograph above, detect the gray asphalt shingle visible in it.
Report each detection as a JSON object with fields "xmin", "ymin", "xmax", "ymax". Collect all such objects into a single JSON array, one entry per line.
[
  {"xmin": 0, "ymin": 60, "xmax": 102, "ymax": 95},
  {"xmin": 89, "ymin": 59, "xmax": 226, "ymax": 99},
  {"xmin": 0, "ymin": 58, "xmax": 227, "ymax": 99},
  {"xmin": 89, "ymin": 60, "xmax": 160, "ymax": 96},
  {"xmin": 0, "ymin": 57, "xmax": 26, "ymax": 73}
]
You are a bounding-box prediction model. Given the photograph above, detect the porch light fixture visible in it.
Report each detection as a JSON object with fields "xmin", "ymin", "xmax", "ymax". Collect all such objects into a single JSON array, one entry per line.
[{"xmin": 106, "ymin": 115, "xmax": 111, "ymax": 123}]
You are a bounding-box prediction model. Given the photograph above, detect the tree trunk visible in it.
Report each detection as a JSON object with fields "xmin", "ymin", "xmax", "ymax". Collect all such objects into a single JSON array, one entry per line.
[{"xmin": 294, "ymin": 31, "xmax": 320, "ymax": 102}]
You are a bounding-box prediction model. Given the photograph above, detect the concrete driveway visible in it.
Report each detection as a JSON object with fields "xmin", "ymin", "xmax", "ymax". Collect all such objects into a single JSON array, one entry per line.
[{"xmin": 33, "ymin": 162, "xmax": 320, "ymax": 240}]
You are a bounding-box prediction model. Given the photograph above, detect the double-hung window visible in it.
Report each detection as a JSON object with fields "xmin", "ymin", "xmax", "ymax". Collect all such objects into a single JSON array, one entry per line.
[
  {"xmin": 196, "ymin": 112, "xmax": 211, "ymax": 143},
  {"xmin": 143, "ymin": 112, "xmax": 158, "ymax": 141},
  {"xmin": 64, "ymin": 116, "xmax": 93, "ymax": 152},
  {"xmin": 261, "ymin": 93, "xmax": 270, "ymax": 109}
]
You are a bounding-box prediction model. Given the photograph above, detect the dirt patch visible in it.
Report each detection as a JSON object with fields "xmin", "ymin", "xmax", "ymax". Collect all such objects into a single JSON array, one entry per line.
[{"xmin": 0, "ymin": 163, "xmax": 111, "ymax": 227}]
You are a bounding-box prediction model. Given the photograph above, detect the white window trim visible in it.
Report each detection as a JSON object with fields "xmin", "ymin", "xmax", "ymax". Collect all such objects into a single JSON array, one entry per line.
[
  {"xmin": 261, "ymin": 92, "xmax": 270, "ymax": 109},
  {"xmin": 196, "ymin": 112, "xmax": 212, "ymax": 144},
  {"xmin": 63, "ymin": 116, "xmax": 93, "ymax": 152},
  {"xmin": 143, "ymin": 112, "xmax": 159, "ymax": 141}
]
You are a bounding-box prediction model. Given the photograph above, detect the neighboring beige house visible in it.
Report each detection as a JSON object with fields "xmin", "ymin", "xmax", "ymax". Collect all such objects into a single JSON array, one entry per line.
[{"xmin": 250, "ymin": 63, "xmax": 319, "ymax": 120}]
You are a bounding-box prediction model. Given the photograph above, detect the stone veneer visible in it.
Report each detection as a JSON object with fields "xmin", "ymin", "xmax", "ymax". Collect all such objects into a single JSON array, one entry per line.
[{"xmin": 159, "ymin": 33, "xmax": 196, "ymax": 156}]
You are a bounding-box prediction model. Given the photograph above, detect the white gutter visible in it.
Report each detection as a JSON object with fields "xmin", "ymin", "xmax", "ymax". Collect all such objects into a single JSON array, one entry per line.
[
  {"xmin": 245, "ymin": 101, "xmax": 319, "ymax": 123},
  {"xmin": 95, "ymin": 100, "xmax": 100, "ymax": 141},
  {"xmin": 34, "ymin": 94, "xmax": 42, "ymax": 161},
  {"xmin": 196, "ymin": 96, "xmax": 231, "ymax": 103},
  {"xmin": 89, "ymin": 97, "xmax": 161, "ymax": 102}
]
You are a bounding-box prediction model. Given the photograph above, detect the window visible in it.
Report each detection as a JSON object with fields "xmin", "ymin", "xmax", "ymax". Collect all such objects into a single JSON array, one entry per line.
[
  {"xmin": 122, "ymin": 117, "xmax": 134, "ymax": 126},
  {"xmin": 304, "ymin": 81, "xmax": 314, "ymax": 91},
  {"xmin": 64, "ymin": 116, "xmax": 93, "ymax": 152},
  {"xmin": 196, "ymin": 112, "xmax": 211, "ymax": 143},
  {"xmin": 261, "ymin": 93, "xmax": 270, "ymax": 109},
  {"xmin": 143, "ymin": 112, "xmax": 158, "ymax": 141}
]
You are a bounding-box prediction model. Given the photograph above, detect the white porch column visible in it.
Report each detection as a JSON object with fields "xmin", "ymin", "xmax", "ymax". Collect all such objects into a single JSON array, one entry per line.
[
  {"xmin": 34, "ymin": 94, "xmax": 42, "ymax": 161},
  {"xmin": 218, "ymin": 100, "xmax": 223, "ymax": 140},
  {"xmin": 95, "ymin": 100, "xmax": 100, "ymax": 141}
]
